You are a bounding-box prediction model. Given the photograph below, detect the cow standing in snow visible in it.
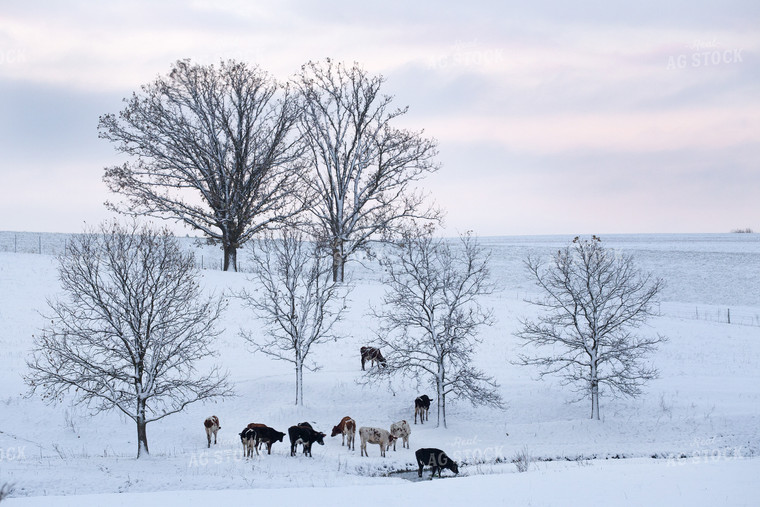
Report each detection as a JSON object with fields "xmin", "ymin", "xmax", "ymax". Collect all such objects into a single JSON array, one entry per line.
[
  {"xmin": 204, "ymin": 415, "xmax": 220, "ymax": 448},
  {"xmin": 390, "ymin": 420, "xmax": 411, "ymax": 450},
  {"xmin": 359, "ymin": 426, "xmax": 396, "ymax": 457},
  {"xmin": 331, "ymin": 416, "xmax": 356, "ymax": 450},
  {"xmin": 414, "ymin": 395, "xmax": 432, "ymax": 424},
  {"xmin": 239, "ymin": 427, "xmax": 258, "ymax": 457}
]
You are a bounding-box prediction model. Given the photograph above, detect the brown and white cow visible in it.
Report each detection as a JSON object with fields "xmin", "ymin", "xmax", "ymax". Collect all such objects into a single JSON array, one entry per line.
[
  {"xmin": 414, "ymin": 395, "xmax": 432, "ymax": 424},
  {"xmin": 358, "ymin": 426, "xmax": 396, "ymax": 457},
  {"xmin": 330, "ymin": 416, "xmax": 356, "ymax": 450},
  {"xmin": 360, "ymin": 346, "xmax": 386, "ymax": 370},
  {"xmin": 390, "ymin": 420, "xmax": 411, "ymax": 451},
  {"xmin": 204, "ymin": 415, "xmax": 220, "ymax": 448}
]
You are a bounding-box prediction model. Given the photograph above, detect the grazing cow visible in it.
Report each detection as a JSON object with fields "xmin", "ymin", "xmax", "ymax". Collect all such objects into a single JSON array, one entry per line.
[
  {"xmin": 288, "ymin": 425, "xmax": 326, "ymax": 457},
  {"xmin": 390, "ymin": 420, "xmax": 411, "ymax": 451},
  {"xmin": 247, "ymin": 423, "xmax": 285, "ymax": 455},
  {"xmin": 360, "ymin": 346, "xmax": 386, "ymax": 370},
  {"xmin": 204, "ymin": 415, "xmax": 220, "ymax": 448},
  {"xmin": 358, "ymin": 426, "xmax": 396, "ymax": 457},
  {"xmin": 415, "ymin": 448, "xmax": 459, "ymax": 478},
  {"xmin": 330, "ymin": 416, "xmax": 356, "ymax": 451},
  {"xmin": 414, "ymin": 395, "xmax": 433, "ymax": 424},
  {"xmin": 239, "ymin": 427, "xmax": 258, "ymax": 457}
]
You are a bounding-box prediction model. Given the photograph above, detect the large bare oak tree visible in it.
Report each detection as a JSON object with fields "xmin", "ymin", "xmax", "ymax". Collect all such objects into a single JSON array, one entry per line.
[
  {"xmin": 99, "ymin": 59, "xmax": 305, "ymax": 271},
  {"xmin": 295, "ymin": 59, "xmax": 441, "ymax": 281},
  {"xmin": 515, "ymin": 235, "xmax": 666, "ymax": 420},
  {"xmin": 26, "ymin": 222, "xmax": 232, "ymax": 457}
]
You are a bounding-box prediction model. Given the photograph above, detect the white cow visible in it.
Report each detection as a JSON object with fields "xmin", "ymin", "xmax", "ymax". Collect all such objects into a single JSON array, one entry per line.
[
  {"xmin": 390, "ymin": 420, "xmax": 411, "ymax": 450},
  {"xmin": 359, "ymin": 426, "xmax": 396, "ymax": 457}
]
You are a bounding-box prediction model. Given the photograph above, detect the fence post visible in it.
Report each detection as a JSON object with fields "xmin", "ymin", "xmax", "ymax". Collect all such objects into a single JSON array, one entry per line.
[
  {"xmin": 727, "ymin": 308, "xmax": 731, "ymax": 324},
  {"xmin": 39, "ymin": 235, "xmax": 42, "ymax": 254}
]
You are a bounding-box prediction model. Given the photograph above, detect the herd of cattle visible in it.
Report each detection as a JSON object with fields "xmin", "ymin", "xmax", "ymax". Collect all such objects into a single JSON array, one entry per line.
[{"xmin": 202, "ymin": 392, "xmax": 459, "ymax": 478}]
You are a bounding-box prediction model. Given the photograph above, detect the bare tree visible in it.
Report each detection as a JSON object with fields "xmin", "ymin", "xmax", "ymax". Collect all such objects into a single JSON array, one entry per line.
[
  {"xmin": 99, "ymin": 59, "xmax": 305, "ymax": 271},
  {"xmin": 515, "ymin": 235, "xmax": 666, "ymax": 420},
  {"xmin": 25, "ymin": 221, "xmax": 232, "ymax": 458},
  {"xmin": 238, "ymin": 229, "xmax": 349, "ymax": 405},
  {"xmin": 294, "ymin": 59, "xmax": 441, "ymax": 282},
  {"xmin": 367, "ymin": 229, "xmax": 503, "ymax": 428}
]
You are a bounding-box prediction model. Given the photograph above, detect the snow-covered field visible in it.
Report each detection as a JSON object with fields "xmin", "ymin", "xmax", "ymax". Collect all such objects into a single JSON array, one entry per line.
[{"xmin": 1, "ymin": 232, "xmax": 759, "ymax": 506}]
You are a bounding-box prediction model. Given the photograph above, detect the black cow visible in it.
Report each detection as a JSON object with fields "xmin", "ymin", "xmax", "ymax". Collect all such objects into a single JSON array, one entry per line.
[
  {"xmin": 252, "ymin": 425, "xmax": 285, "ymax": 455},
  {"xmin": 415, "ymin": 448, "xmax": 459, "ymax": 478},
  {"xmin": 415, "ymin": 395, "xmax": 433, "ymax": 424},
  {"xmin": 360, "ymin": 346, "xmax": 386, "ymax": 370},
  {"xmin": 288, "ymin": 425, "xmax": 326, "ymax": 457},
  {"xmin": 239, "ymin": 427, "xmax": 257, "ymax": 457}
]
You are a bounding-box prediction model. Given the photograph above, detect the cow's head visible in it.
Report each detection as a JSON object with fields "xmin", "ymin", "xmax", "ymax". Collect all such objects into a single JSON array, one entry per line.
[
  {"xmin": 275, "ymin": 431, "xmax": 285, "ymax": 442},
  {"xmin": 330, "ymin": 425, "xmax": 342, "ymax": 437},
  {"xmin": 316, "ymin": 432, "xmax": 326, "ymax": 445}
]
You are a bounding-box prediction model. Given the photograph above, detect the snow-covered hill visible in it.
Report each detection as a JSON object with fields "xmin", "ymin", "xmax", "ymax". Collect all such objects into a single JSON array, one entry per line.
[{"xmin": 1, "ymin": 233, "xmax": 758, "ymax": 505}]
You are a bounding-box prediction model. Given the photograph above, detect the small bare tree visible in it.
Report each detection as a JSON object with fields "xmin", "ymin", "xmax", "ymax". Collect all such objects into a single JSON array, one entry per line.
[
  {"xmin": 99, "ymin": 59, "xmax": 306, "ymax": 271},
  {"xmin": 294, "ymin": 59, "xmax": 441, "ymax": 282},
  {"xmin": 515, "ymin": 235, "xmax": 665, "ymax": 420},
  {"xmin": 26, "ymin": 221, "xmax": 232, "ymax": 458},
  {"xmin": 367, "ymin": 229, "xmax": 503, "ymax": 427},
  {"xmin": 238, "ymin": 229, "xmax": 349, "ymax": 405}
]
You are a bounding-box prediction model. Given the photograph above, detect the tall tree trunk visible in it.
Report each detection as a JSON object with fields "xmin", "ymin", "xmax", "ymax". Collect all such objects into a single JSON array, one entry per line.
[
  {"xmin": 331, "ymin": 240, "xmax": 345, "ymax": 282},
  {"xmin": 590, "ymin": 359, "xmax": 600, "ymax": 420},
  {"xmin": 223, "ymin": 243, "xmax": 238, "ymax": 272},
  {"xmin": 436, "ymin": 370, "xmax": 445, "ymax": 428},
  {"xmin": 442, "ymin": 392, "xmax": 447, "ymax": 429},
  {"xmin": 136, "ymin": 401, "xmax": 149, "ymax": 458},
  {"xmin": 295, "ymin": 356, "xmax": 303, "ymax": 406}
]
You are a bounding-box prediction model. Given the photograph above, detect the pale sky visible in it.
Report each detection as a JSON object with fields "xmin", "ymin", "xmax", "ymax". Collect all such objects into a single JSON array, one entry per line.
[{"xmin": 1, "ymin": 0, "xmax": 758, "ymax": 236}]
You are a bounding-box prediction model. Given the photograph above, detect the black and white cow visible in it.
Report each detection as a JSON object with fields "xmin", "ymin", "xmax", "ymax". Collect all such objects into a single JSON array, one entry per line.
[
  {"xmin": 360, "ymin": 346, "xmax": 386, "ymax": 370},
  {"xmin": 414, "ymin": 395, "xmax": 433, "ymax": 424},
  {"xmin": 239, "ymin": 427, "xmax": 258, "ymax": 457},
  {"xmin": 247, "ymin": 423, "xmax": 285, "ymax": 455},
  {"xmin": 288, "ymin": 424, "xmax": 326, "ymax": 457},
  {"xmin": 415, "ymin": 448, "xmax": 459, "ymax": 478}
]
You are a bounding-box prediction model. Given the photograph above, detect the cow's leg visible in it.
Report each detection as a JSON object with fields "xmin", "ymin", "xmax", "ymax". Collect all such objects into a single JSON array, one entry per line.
[
  {"xmin": 214, "ymin": 429, "xmax": 218, "ymax": 445},
  {"xmin": 207, "ymin": 428, "xmax": 211, "ymax": 448},
  {"xmin": 418, "ymin": 463, "xmax": 424, "ymax": 478}
]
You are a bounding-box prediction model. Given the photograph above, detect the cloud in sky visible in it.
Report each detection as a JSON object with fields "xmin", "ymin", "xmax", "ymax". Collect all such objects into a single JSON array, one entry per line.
[{"xmin": 0, "ymin": 0, "xmax": 758, "ymax": 235}]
